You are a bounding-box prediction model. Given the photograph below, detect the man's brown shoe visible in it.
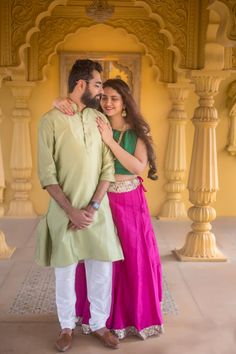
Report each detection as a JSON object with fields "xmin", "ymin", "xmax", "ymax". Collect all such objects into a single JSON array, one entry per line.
[
  {"xmin": 92, "ymin": 329, "xmax": 119, "ymax": 349},
  {"xmin": 55, "ymin": 331, "xmax": 73, "ymax": 352}
]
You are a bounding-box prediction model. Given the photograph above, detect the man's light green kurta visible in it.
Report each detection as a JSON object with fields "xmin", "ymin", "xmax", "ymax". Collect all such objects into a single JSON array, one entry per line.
[{"xmin": 35, "ymin": 107, "xmax": 124, "ymax": 267}]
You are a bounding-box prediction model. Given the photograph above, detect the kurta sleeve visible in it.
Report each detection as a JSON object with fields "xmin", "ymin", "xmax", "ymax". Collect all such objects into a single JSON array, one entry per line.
[{"xmin": 38, "ymin": 115, "xmax": 58, "ymax": 188}]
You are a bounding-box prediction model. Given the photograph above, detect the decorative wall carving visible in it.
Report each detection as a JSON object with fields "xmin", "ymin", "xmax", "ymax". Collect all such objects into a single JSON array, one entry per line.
[
  {"xmin": 11, "ymin": 0, "xmax": 53, "ymax": 64},
  {"xmin": 143, "ymin": 0, "xmax": 188, "ymax": 63},
  {"xmin": 0, "ymin": 0, "xmax": 67, "ymax": 67}
]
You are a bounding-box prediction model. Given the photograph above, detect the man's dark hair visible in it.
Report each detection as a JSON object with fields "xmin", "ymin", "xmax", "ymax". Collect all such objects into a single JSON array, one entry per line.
[{"xmin": 68, "ymin": 59, "xmax": 102, "ymax": 93}]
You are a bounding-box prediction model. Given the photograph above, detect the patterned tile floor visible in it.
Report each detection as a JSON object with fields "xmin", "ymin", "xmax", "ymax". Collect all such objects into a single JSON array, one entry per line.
[
  {"xmin": 0, "ymin": 217, "xmax": 236, "ymax": 354},
  {"xmin": 8, "ymin": 263, "xmax": 178, "ymax": 316}
]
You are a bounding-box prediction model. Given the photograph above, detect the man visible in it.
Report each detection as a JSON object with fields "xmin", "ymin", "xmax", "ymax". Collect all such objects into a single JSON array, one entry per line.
[{"xmin": 35, "ymin": 59, "xmax": 123, "ymax": 351}]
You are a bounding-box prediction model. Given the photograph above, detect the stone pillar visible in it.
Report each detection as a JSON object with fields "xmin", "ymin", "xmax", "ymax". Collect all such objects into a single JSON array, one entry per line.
[
  {"xmin": 6, "ymin": 81, "xmax": 37, "ymax": 217},
  {"xmin": 226, "ymin": 80, "xmax": 236, "ymax": 156},
  {"xmin": 158, "ymin": 83, "xmax": 192, "ymax": 219},
  {"xmin": 0, "ymin": 71, "xmax": 16, "ymax": 259},
  {"xmin": 227, "ymin": 107, "xmax": 236, "ymax": 156},
  {"xmin": 173, "ymin": 71, "xmax": 227, "ymax": 261},
  {"xmin": 0, "ymin": 106, "xmax": 5, "ymax": 217}
]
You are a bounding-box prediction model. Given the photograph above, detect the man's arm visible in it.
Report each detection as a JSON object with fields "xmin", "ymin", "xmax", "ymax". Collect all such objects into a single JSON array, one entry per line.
[
  {"xmin": 38, "ymin": 116, "xmax": 93, "ymax": 230},
  {"xmin": 86, "ymin": 180, "xmax": 110, "ymax": 213},
  {"xmin": 82, "ymin": 129, "xmax": 115, "ymax": 217},
  {"xmin": 68, "ymin": 180, "xmax": 110, "ymax": 230},
  {"xmin": 46, "ymin": 184, "xmax": 94, "ymax": 230}
]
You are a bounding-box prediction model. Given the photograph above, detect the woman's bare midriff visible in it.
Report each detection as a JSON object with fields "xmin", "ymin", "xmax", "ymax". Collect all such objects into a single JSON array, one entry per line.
[{"xmin": 115, "ymin": 174, "xmax": 137, "ymax": 181}]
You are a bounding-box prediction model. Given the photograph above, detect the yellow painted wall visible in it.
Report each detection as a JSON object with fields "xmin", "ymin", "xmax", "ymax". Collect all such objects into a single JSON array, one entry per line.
[{"xmin": 1, "ymin": 24, "xmax": 236, "ymax": 216}]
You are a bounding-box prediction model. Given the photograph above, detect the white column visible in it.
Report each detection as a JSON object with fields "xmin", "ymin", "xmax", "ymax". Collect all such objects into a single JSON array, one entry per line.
[
  {"xmin": 158, "ymin": 83, "xmax": 192, "ymax": 219},
  {"xmin": 173, "ymin": 71, "xmax": 228, "ymax": 261},
  {"xmin": 6, "ymin": 81, "xmax": 37, "ymax": 217}
]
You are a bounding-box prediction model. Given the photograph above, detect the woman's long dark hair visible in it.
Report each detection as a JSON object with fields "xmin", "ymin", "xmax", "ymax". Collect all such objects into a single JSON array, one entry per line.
[{"xmin": 103, "ymin": 79, "xmax": 158, "ymax": 180}]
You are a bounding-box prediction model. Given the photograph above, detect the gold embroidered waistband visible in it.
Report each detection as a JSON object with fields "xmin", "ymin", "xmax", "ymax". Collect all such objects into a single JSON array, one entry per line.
[{"xmin": 108, "ymin": 177, "xmax": 140, "ymax": 193}]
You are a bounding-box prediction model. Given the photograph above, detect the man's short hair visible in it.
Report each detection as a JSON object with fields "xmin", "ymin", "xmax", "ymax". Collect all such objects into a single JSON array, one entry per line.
[{"xmin": 68, "ymin": 59, "xmax": 102, "ymax": 93}]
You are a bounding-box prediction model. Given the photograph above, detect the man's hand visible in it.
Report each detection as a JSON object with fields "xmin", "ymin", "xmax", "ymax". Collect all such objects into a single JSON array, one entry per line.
[{"xmin": 68, "ymin": 207, "xmax": 94, "ymax": 230}]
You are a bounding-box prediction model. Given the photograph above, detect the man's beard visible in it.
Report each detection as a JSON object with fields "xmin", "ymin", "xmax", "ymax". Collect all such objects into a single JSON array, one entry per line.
[{"xmin": 81, "ymin": 87, "xmax": 101, "ymax": 109}]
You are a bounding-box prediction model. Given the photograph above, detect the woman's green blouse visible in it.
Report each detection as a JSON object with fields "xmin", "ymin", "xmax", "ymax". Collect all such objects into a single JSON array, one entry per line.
[{"xmin": 113, "ymin": 129, "xmax": 138, "ymax": 175}]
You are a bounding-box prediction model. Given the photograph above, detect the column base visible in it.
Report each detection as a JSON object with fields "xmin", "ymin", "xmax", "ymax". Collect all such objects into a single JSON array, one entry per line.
[
  {"xmin": 0, "ymin": 231, "xmax": 16, "ymax": 259},
  {"xmin": 6, "ymin": 200, "xmax": 37, "ymax": 218},
  {"xmin": 158, "ymin": 200, "xmax": 187, "ymax": 219},
  {"xmin": 172, "ymin": 249, "xmax": 227, "ymax": 262},
  {"xmin": 0, "ymin": 205, "xmax": 4, "ymax": 217}
]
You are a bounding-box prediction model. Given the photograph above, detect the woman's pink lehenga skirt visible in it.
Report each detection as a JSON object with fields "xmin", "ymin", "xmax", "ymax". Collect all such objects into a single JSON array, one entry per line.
[{"xmin": 75, "ymin": 177, "xmax": 164, "ymax": 339}]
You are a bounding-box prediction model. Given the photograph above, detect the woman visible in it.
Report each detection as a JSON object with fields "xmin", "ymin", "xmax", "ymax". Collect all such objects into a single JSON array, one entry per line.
[{"xmin": 55, "ymin": 78, "xmax": 163, "ymax": 339}]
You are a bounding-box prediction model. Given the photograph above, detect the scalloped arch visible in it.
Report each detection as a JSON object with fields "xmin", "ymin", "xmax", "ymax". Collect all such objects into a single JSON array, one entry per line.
[
  {"xmin": 13, "ymin": 0, "xmax": 69, "ymax": 66},
  {"xmin": 134, "ymin": 0, "xmax": 182, "ymax": 68},
  {"xmin": 40, "ymin": 24, "xmax": 165, "ymax": 82}
]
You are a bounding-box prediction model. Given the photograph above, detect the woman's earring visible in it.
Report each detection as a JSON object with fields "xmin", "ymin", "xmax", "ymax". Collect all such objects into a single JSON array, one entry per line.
[{"xmin": 122, "ymin": 109, "xmax": 127, "ymax": 117}]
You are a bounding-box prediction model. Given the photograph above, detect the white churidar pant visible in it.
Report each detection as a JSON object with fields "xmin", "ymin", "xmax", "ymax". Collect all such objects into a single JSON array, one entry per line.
[{"xmin": 55, "ymin": 260, "xmax": 112, "ymax": 331}]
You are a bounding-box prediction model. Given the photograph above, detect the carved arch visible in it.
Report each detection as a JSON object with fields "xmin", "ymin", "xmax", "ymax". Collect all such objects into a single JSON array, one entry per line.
[
  {"xmin": 0, "ymin": 0, "xmax": 68, "ymax": 67},
  {"xmin": 1, "ymin": 0, "xmax": 209, "ymax": 77},
  {"xmin": 5, "ymin": 0, "xmax": 191, "ymax": 78},
  {"xmin": 28, "ymin": 18, "xmax": 174, "ymax": 83}
]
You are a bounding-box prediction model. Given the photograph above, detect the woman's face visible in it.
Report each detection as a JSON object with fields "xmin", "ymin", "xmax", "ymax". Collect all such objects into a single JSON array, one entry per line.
[{"xmin": 100, "ymin": 86, "xmax": 124, "ymax": 118}]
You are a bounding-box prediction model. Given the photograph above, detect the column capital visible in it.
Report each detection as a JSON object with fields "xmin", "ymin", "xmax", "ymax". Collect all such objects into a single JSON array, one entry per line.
[
  {"xmin": 167, "ymin": 81, "xmax": 194, "ymax": 102},
  {"xmin": 190, "ymin": 70, "xmax": 230, "ymax": 95},
  {"xmin": 5, "ymin": 80, "xmax": 35, "ymax": 98}
]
